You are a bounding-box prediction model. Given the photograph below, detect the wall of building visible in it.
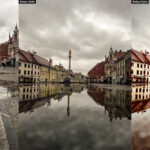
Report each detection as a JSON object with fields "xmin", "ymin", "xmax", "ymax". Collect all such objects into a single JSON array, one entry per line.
[
  {"xmin": 18, "ymin": 61, "xmax": 40, "ymax": 83},
  {"xmin": 131, "ymin": 61, "xmax": 150, "ymax": 83},
  {"xmin": 88, "ymin": 62, "xmax": 105, "ymax": 83}
]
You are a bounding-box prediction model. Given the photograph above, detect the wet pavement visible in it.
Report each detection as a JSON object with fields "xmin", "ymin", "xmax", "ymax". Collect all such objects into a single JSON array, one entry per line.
[
  {"xmin": 0, "ymin": 82, "xmax": 18, "ymax": 150},
  {"xmin": 0, "ymin": 83, "xmax": 132, "ymax": 150}
]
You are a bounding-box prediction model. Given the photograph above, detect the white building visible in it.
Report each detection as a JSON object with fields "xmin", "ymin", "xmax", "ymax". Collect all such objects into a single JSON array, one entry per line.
[{"xmin": 131, "ymin": 49, "xmax": 150, "ymax": 83}]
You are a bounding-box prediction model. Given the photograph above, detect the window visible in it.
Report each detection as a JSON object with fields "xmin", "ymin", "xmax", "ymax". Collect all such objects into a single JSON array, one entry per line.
[
  {"xmin": 28, "ymin": 64, "xmax": 30, "ymax": 68},
  {"xmin": 24, "ymin": 63, "xmax": 27, "ymax": 68},
  {"xmin": 24, "ymin": 70, "xmax": 26, "ymax": 75},
  {"xmin": 19, "ymin": 70, "xmax": 21, "ymax": 74},
  {"xmin": 135, "ymin": 95, "xmax": 138, "ymax": 100},
  {"xmin": 28, "ymin": 71, "xmax": 30, "ymax": 75},
  {"xmin": 131, "ymin": 62, "xmax": 134, "ymax": 66}
]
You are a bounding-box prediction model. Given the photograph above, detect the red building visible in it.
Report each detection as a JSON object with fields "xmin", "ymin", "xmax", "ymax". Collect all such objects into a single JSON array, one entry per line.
[
  {"xmin": 0, "ymin": 42, "xmax": 8, "ymax": 62},
  {"xmin": 88, "ymin": 61, "xmax": 105, "ymax": 83}
]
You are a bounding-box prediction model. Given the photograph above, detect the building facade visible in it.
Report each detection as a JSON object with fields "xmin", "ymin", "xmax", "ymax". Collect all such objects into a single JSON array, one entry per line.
[
  {"xmin": 18, "ymin": 49, "xmax": 40, "ymax": 83},
  {"xmin": 8, "ymin": 24, "xmax": 19, "ymax": 60},
  {"xmin": 0, "ymin": 42, "xmax": 8, "ymax": 63},
  {"xmin": 116, "ymin": 50, "xmax": 131, "ymax": 84},
  {"xmin": 131, "ymin": 50, "xmax": 150, "ymax": 83},
  {"xmin": 18, "ymin": 49, "xmax": 85, "ymax": 84},
  {"xmin": 87, "ymin": 47, "xmax": 127, "ymax": 84},
  {"xmin": 104, "ymin": 47, "xmax": 126, "ymax": 83},
  {"xmin": 88, "ymin": 62, "xmax": 105, "ymax": 83},
  {"xmin": 0, "ymin": 24, "xmax": 19, "ymax": 66}
]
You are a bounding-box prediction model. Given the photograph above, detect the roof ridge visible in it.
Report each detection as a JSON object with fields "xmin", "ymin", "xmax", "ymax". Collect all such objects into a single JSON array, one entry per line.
[
  {"xmin": 132, "ymin": 50, "xmax": 145, "ymax": 63},
  {"xmin": 19, "ymin": 49, "xmax": 31, "ymax": 62}
]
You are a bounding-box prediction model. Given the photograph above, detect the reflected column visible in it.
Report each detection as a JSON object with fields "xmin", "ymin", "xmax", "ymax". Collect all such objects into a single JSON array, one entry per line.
[{"xmin": 67, "ymin": 95, "xmax": 70, "ymax": 117}]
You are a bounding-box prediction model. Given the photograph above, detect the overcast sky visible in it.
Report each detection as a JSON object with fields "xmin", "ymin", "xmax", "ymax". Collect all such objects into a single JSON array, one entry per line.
[
  {"xmin": 132, "ymin": 4, "xmax": 150, "ymax": 52},
  {"xmin": 19, "ymin": 0, "xmax": 132, "ymax": 75},
  {"xmin": 0, "ymin": 0, "xmax": 18, "ymax": 43}
]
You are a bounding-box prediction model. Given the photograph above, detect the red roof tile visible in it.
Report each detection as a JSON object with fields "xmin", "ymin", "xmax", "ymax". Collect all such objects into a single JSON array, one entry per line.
[
  {"xmin": 19, "ymin": 49, "xmax": 37, "ymax": 64},
  {"xmin": 18, "ymin": 49, "xmax": 55, "ymax": 69},
  {"xmin": 115, "ymin": 51, "xmax": 126, "ymax": 59},
  {"xmin": 132, "ymin": 49, "xmax": 150, "ymax": 64},
  {"xmin": 33, "ymin": 54, "xmax": 50, "ymax": 67}
]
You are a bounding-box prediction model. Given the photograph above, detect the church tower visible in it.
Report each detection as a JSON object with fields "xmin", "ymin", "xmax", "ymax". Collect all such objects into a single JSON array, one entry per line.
[{"xmin": 8, "ymin": 24, "xmax": 19, "ymax": 66}]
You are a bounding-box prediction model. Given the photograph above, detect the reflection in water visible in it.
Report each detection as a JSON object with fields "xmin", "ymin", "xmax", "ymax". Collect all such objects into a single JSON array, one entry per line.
[
  {"xmin": 19, "ymin": 84, "xmax": 84, "ymax": 115},
  {"xmin": 132, "ymin": 84, "xmax": 150, "ymax": 113},
  {"xmin": 88, "ymin": 85, "xmax": 131, "ymax": 121},
  {"xmin": 19, "ymin": 84, "xmax": 131, "ymax": 150},
  {"xmin": 132, "ymin": 84, "xmax": 150, "ymax": 150}
]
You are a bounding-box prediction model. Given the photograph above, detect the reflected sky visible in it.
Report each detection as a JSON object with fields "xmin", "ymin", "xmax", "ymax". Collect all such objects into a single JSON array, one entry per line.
[{"xmin": 19, "ymin": 84, "xmax": 131, "ymax": 150}]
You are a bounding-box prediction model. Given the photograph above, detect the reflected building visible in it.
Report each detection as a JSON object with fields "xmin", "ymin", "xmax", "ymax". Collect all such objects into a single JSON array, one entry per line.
[
  {"xmin": 132, "ymin": 84, "xmax": 150, "ymax": 113},
  {"xmin": 87, "ymin": 85, "xmax": 131, "ymax": 121},
  {"xmin": 19, "ymin": 84, "xmax": 85, "ymax": 114}
]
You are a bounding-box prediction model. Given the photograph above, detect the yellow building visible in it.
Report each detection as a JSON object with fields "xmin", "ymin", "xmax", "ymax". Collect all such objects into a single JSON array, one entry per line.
[
  {"xmin": 50, "ymin": 67, "xmax": 56, "ymax": 82},
  {"xmin": 39, "ymin": 65, "xmax": 56, "ymax": 83},
  {"xmin": 18, "ymin": 49, "xmax": 57, "ymax": 83},
  {"xmin": 40, "ymin": 66, "xmax": 50, "ymax": 82},
  {"xmin": 54, "ymin": 65, "xmax": 68, "ymax": 82},
  {"xmin": 18, "ymin": 49, "xmax": 40, "ymax": 83}
]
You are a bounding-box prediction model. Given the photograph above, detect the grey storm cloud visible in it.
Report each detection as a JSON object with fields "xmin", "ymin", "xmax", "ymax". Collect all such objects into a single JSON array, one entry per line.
[
  {"xmin": 132, "ymin": 4, "xmax": 150, "ymax": 51},
  {"xmin": 19, "ymin": 0, "xmax": 131, "ymax": 74},
  {"xmin": 0, "ymin": 0, "xmax": 18, "ymax": 43}
]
